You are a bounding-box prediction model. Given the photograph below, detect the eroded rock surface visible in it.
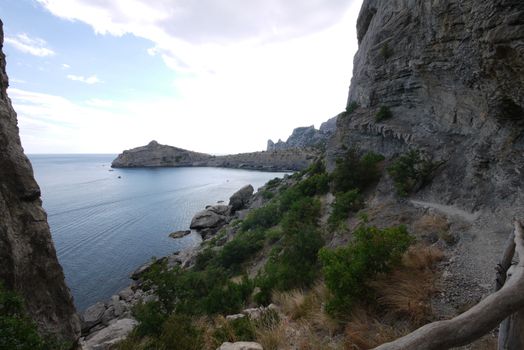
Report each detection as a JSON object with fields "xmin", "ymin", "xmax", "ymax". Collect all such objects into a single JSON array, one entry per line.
[{"xmin": 0, "ymin": 20, "xmax": 80, "ymax": 343}]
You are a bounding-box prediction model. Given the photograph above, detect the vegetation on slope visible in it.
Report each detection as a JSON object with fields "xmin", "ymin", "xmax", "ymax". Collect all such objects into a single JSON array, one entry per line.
[{"xmin": 115, "ymin": 150, "xmax": 451, "ymax": 349}]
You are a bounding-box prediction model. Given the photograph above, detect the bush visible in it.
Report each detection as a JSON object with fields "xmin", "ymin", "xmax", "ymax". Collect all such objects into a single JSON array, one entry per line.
[
  {"xmin": 380, "ymin": 43, "xmax": 393, "ymax": 59},
  {"xmin": 218, "ymin": 229, "xmax": 265, "ymax": 271},
  {"xmin": 156, "ymin": 314, "xmax": 204, "ymax": 350},
  {"xmin": 319, "ymin": 225, "xmax": 413, "ymax": 314},
  {"xmin": 212, "ymin": 317, "xmax": 256, "ymax": 345},
  {"xmin": 331, "ymin": 149, "xmax": 384, "ymax": 193},
  {"xmin": 241, "ymin": 203, "xmax": 281, "ymax": 231},
  {"xmin": 132, "ymin": 301, "xmax": 167, "ymax": 337},
  {"xmin": 295, "ymin": 173, "xmax": 330, "ymax": 197},
  {"xmin": 328, "ymin": 189, "xmax": 363, "ymax": 229},
  {"xmin": 387, "ymin": 150, "xmax": 435, "ymax": 197},
  {"xmin": 142, "ymin": 264, "xmax": 252, "ymax": 316},
  {"xmin": 346, "ymin": 101, "xmax": 359, "ymax": 114},
  {"xmin": 0, "ymin": 283, "xmax": 68, "ymax": 350},
  {"xmin": 256, "ymin": 198, "xmax": 323, "ymax": 304},
  {"xmin": 375, "ymin": 106, "xmax": 392, "ymax": 122}
]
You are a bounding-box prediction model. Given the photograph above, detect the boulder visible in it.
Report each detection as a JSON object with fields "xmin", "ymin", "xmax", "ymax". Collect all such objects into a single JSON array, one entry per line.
[
  {"xmin": 169, "ymin": 230, "xmax": 191, "ymax": 239},
  {"xmin": 225, "ymin": 314, "xmax": 245, "ymax": 321},
  {"xmin": 118, "ymin": 287, "xmax": 134, "ymax": 302},
  {"xmin": 81, "ymin": 318, "xmax": 137, "ymax": 350},
  {"xmin": 81, "ymin": 302, "xmax": 106, "ymax": 333},
  {"xmin": 217, "ymin": 342, "xmax": 263, "ymax": 350},
  {"xmin": 190, "ymin": 210, "xmax": 226, "ymax": 229},
  {"xmin": 207, "ymin": 204, "xmax": 231, "ymax": 216},
  {"xmin": 229, "ymin": 185, "xmax": 254, "ymax": 212}
]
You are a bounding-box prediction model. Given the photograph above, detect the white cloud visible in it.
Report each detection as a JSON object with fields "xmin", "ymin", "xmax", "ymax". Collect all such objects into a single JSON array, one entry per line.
[
  {"xmin": 10, "ymin": 78, "xmax": 26, "ymax": 84},
  {"xmin": 31, "ymin": 0, "xmax": 363, "ymax": 153},
  {"xmin": 85, "ymin": 98, "xmax": 113, "ymax": 108},
  {"xmin": 62, "ymin": 63, "xmax": 71, "ymax": 69},
  {"xmin": 4, "ymin": 33, "xmax": 55, "ymax": 57},
  {"xmin": 67, "ymin": 74, "xmax": 102, "ymax": 84}
]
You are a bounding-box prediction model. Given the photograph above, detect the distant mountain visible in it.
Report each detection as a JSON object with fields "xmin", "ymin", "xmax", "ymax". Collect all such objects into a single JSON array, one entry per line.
[{"xmin": 266, "ymin": 114, "xmax": 339, "ymax": 151}]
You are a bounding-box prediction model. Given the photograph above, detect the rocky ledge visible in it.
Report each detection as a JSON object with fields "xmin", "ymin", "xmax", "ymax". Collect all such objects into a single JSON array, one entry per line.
[{"xmin": 111, "ymin": 140, "xmax": 318, "ymax": 171}]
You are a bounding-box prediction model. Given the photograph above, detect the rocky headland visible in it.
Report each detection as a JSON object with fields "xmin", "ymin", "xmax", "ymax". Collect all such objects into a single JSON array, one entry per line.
[{"xmin": 111, "ymin": 140, "xmax": 318, "ymax": 171}]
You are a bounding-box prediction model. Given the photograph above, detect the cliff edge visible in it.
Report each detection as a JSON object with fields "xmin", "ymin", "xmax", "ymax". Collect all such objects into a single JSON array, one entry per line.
[{"xmin": 0, "ymin": 20, "xmax": 80, "ymax": 343}]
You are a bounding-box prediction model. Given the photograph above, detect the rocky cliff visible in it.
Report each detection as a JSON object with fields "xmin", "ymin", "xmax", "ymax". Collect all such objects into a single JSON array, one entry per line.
[
  {"xmin": 0, "ymin": 21, "xmax": 80, "ymax": 343},
  {"xmin": 112, "ymin": 141, "xmax": 318, "ymax": 171},
  {"xmin": 324, "ymin": 0, "xmax": 524, "ymax": 310},
  {"xmin": 328, "ymin": 0, "xmax": 524, "ymax": 213},
  {"xmin": 267, "ymin": 115, "xmax": 339, "ymax": 151}
]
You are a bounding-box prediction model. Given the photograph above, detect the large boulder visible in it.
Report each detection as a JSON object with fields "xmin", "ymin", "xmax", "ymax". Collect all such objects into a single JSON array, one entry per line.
[
  {"xmin": 81, "ymin": 302, "xmax": 106, "ymax": 334},
  {"xmin": 217, "ymin": 342, "xmax": 263, "ymax": 350},
  {"xmin": 81, "ymin": 318, "xmax": 137, "ymax": 350},
  {"xmin": 190, "ymin": 210, "xmax": 226, "ymax": 230},
  {"xmin": 229, "ymin": 185, "xmax": 254, "ymax": 212}
]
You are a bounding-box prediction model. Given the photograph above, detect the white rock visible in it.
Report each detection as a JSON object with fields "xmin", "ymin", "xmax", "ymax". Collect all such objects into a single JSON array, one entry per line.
[
  {"xmin": 217, "ymin": 341, "xmax": 263, "ymax": 350},
  {"xmin": 82, "ymin": 318, "xmax": 137, "ymax": 350}
]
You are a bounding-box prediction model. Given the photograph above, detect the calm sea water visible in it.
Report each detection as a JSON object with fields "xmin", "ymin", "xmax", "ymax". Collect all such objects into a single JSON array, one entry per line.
[{"xmin": 29, "ymin": 154, "xmax": 288, "ymax": 311}]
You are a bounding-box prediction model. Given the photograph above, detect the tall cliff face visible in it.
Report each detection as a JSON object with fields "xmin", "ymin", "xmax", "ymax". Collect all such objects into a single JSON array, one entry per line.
[
  {"xmin": 0, "ymin": 21, "xmax": 80, "ymax": 343},
  {"xmin": 328, "ymin": 0, "xmax": 524, "ymax": 213}
]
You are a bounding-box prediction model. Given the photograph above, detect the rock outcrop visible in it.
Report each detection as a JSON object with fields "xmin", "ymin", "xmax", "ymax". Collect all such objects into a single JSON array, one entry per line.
[
  {"xmin": 112, "ymin": 141, "xmax": 317, "ymax": 171},
  {"xmin": 267, "ymin": 115, "xmax": 338, "ymax": 151},
  {"xmin": 0, "ymin": 20, "xmax": 80, "ymax": 343},
  {"xmin": 327, "ymin": 0, "xmax": 524, "ymax": 214},
  {"xmin": 229, "ymin": 185, "xmax": 254, "ymax": 212}
]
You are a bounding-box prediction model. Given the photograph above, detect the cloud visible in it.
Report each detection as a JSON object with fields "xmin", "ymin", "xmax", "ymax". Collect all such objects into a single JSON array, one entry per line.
[
  {"xmin": 62, "ymin": 63, "xmax": 71, "ymax": 69},
  {"xmin": 4, "ymin": 33, "xmax": 55, "ymax": 57},
  {"xmin": 67, "ymin": 74, "xmax": 102, "ymax": 84},
  {"xmin": 85, "ymin": 98, "xmax": 113, "ymax": 108},
  {"xmin": 30, "ymin": 0, "xmax": 364, "ymax": 153}
]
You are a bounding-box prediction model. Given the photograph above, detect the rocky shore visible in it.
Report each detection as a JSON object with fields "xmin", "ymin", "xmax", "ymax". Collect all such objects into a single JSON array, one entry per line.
[
  {"xmin": 79, "ymin": 182, "xmax": 274, "ymax": 349},
  {"xmin": 111, "ymin": 140, "xmax": 318, "ymax": 171}
]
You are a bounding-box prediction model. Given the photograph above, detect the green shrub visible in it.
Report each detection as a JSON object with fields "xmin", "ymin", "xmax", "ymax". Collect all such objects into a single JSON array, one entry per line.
[
  {"xmin": 328, "ymin": 189, "xmax": 363, "ymax": 229},
  {"xmin": 319, "ymin": 225, "xmax": 413, "ymax": 314},
  {"xmin": 256, "ymin": 198, "xmax": 323, "ymax": 304},
  {"xmin": 241, "ymin": 203, "xmax": 281, "ymax": 231},
  {"xmin": 265, "ymin": 177, "xmax": 282, "ymax": 189},
  {"xmin": 0, "ymin": 283, "xmax": 68, "ymax": 350},
  {"xmin": 260, "ymin": 190, "xmax": 275, "ymax": 200},
  {"xmin": 387, "ymin": 150, "xmax": 435, "ymax": 197},
  {"xmin": 265, "ymin": 227, "xmax": 282, "ymax": 244},
  {"xmin": 346, "ymin": 101, "xmax": 359, "ymax": 114},
  {"xmin": 194, "ymin": 248, "xmax": 219, "ymax": 271},
  {"xmin": 295, "ymin": 173, "xmax": 330, "ymax": 197},
  {"xmin": 212, "ymin": 317, "xmax": 256, "ymax": 345},
  {"xmin": 380, "ymin": 43, "xmax": 393, "ymax": 59},
  {"xmin": 142, "ymin": 264, "xmax": 252, "ymax": 316},
  {"xmin": 218, "ymin": 229, "xmax": 265, "ymax": 271},
  {"xmin": 331, "ymin": 149, "xmax": 384, "ymax": 193},
  {"xmin": 132, "ymin": 301, "xmax": 167, "ymax": 337},
  {"xmin": 375, "ymin": 106, "xmax": 392, "ymax": 122},
  {"xmin": 156, "ymin": 314, "xmax": 204, "ymax": 350}
]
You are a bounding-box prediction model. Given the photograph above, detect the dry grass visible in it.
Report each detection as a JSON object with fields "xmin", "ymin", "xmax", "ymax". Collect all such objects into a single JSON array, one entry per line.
[
  {"xmin": 370, "ymin": 245, "xmax": 443, "ymax": 325},
  {"xmin": 344, "ymin": 308, "xmax": 409, "ymax": 350},
  {"xmin": 272, "ymin": 283, "xmax": 339, "ymax": 335},
  {"xmin": 413, "ymin": 214, "xmax": 450, "ymax": 235},
  {"xmin": 255, "ymin": 319, "xmax": 287, "ymax": 350}
]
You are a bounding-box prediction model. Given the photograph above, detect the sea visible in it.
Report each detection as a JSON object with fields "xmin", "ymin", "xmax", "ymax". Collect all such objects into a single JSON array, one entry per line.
[{"xmin": 29, "ymin": 154, "xmax": 288, "ymax": 311}]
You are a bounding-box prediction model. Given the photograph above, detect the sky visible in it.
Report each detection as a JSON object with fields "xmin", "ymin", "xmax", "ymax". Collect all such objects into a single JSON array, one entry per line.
[{"xmin": 1, "ymin": 0, "xmax": 363, "ymax": 154}]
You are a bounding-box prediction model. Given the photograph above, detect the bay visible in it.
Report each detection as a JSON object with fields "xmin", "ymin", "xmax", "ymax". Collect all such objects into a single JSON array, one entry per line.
[{"xmin": 29, "ymin": 154, "xmax": 287, "ymax": 311}]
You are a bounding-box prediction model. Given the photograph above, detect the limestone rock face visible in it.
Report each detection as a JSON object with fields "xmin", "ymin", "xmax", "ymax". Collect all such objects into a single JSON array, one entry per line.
[
  {"xmin": 328, "ymin": 0, "xmax": 524, "ymax": 213},
  {"xmin": 0, "ymin": 20, "xmax": 80, "ymax": 343},
  {"xmin": 190, "ymin": 209, "xmax": 227, "ymax": 230},
  {"xmin": 267, "ymin": 115, "xmax": 338, "ymax": 151}
]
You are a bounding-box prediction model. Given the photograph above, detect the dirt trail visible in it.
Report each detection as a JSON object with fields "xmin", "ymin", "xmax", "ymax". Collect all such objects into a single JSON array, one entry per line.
[{"xmin": 411, "ymin": 200, "xmax": 481, "ymax": 223}]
